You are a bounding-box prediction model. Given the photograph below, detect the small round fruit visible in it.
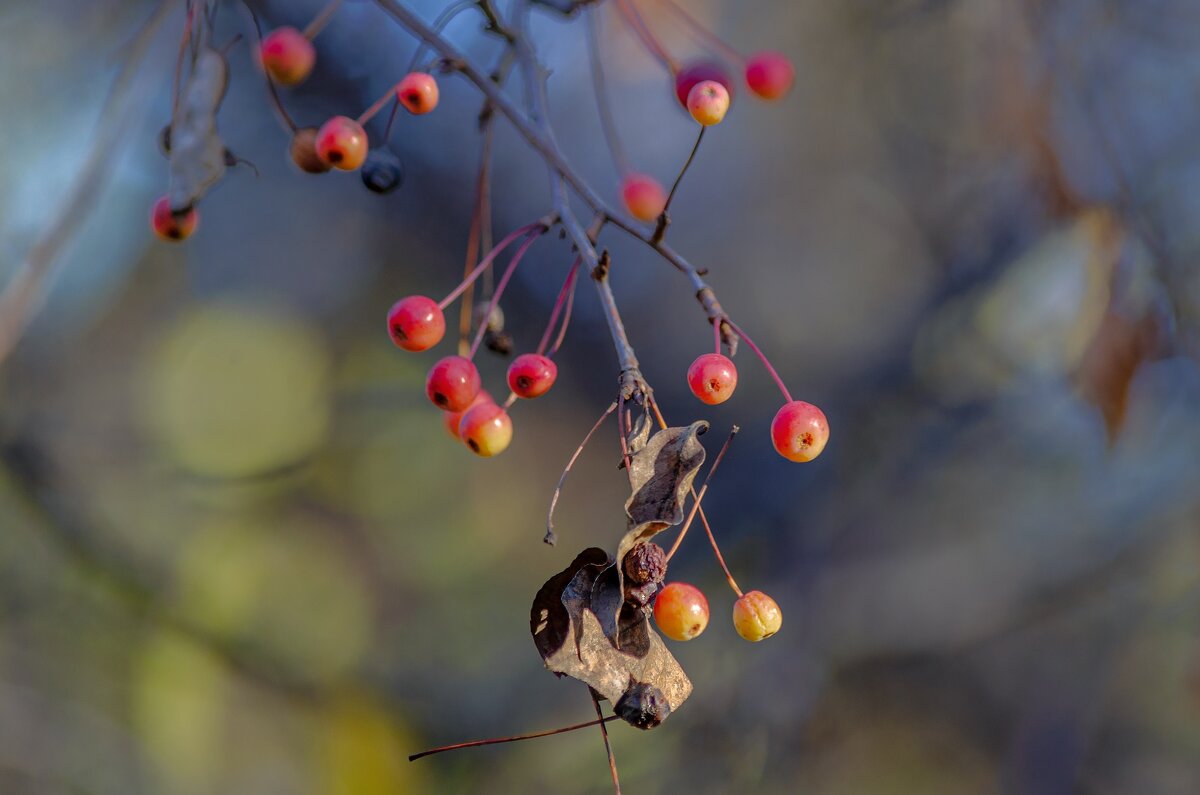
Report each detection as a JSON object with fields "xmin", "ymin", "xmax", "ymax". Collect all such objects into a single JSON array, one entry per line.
[
  {"xmin": 653, "ymin": 582, "xmax": 710, "ymax": 642},
  {"xmin": 687, "ymin": 80, "xmax": 730, "ymax": 126},
  {"xmin": 425, "ymin": 355, "xmax": 481, "ymax": 412},
  {"xmin": 770, "ymin": 400, "xmax": 829, "ymax": 462},
  {"xmin": 387, "ymin": 295, "xmax": 445, "ymax": 352},
  {"xmin": 621, "ymin": 173, "xmax": 667, "ymax": 222},
  {"xmin": 458, "ymin": 402, "xmax": 513, "ymax": 457},
  {"xmin": 615, "ymin": 681, "xmax": 670, "ymax": 730},
  {"xmin": 443, "ymin": 390, "xmax": 493, "ymax": 439},
  {"xmin": 361, "ymin": 149, "xmax": 404, "ymax": 194},
  {"xmin": 745, "ymin": 51, "xmax": 795, "ymax": 101},
  {"xmin": 732, "ymin": 590, "xmax": 782, "ymax": 642},
  {"xmin": 687, "ymin": 353, "xmax": 737, "ymax": 405},
  {"xmin": 396, "ymin": 72, "xmax": 439, "ymax": 114},
  {"xmin": 151, "ymin": 196, "xmax": 198, "ymax": 242},
  {"xmin": 259, "ymin": 27, "xmax": 316, "ymax": 86},
  {"xmin": 674, "ymin": 61, "xmax": 733, "ymax": 108},
  {"xmin": 315, "ymin": 116, "xmax": 368, "ymax": 171},
  {"xmin": 507, "ymin": 353, "xmax": 558, "ymax": 399},
  {"xmin": 289, "ymin": 127, "xmax": 330, "ymax": 174}
]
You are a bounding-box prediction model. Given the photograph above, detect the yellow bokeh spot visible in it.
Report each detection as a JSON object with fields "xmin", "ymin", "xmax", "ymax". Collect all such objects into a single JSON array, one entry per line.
[{"xmin": 320, "ymin": 692, "xmax": 426, "ymax": 795}]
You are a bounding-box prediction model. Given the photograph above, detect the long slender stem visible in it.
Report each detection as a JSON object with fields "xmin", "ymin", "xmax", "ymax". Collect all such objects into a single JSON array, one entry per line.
[
  {"xmin": 406, "ymin": 0, "xmax": 475, "ymax": 74},
  {"xmin": 546, "ymin": 401, "xmax": 618, "ymax": 544},
  {"xmin": 302, "ymin": 0, "xmax": 343, "ymax": 39},
  {"xmin": 438, "ymin": 223, "xmax": 546, "ymax": 310},
  {"xmin": 243, "ymin": 2, "xmax": 299, "ymax": 132},
  {"xmin": 458, "ymin": 124, "xmax": 493, "ymax": 356},
  {"xmin": 613, "ymin": 0, "xmax": 678, "ymax": 72},
  {"xmin": 468, "ymin": 232, "xmax": 540, "ymax": 359},
  {"xmin": 723, "ymin": 318, "xmax": 792, "ymax": 403},
  {"xmin": 548, "ymin": 269, "xmax": 578, "ymax": 356},
  {"xmin": 537, "ymin": 257, "xmax": 582, "ymax": 355},
  {"xmin": 713, "ymin": 313, "xmax": 722, "ymax": 354},
  {"xmin": 653, "ymin": 125, "xmax": 705, "ymax": 243},
  {"xmin": 586, "ymin": 7, "xmax": 632, "ymax": 178},
  {"xmin": 408, "ymin": 715, "xmax": 620, "ymax": 761},
  {"xmin": 590, "ymin": 690, "xmax": 622, "ymax": 795},
  {"xmin": 654, "ymin": 0, "xmax": 745, "ymax": 65},
  {"xmin": 358, "ymin": 84, "xmax": 398, "ymax": 125}
]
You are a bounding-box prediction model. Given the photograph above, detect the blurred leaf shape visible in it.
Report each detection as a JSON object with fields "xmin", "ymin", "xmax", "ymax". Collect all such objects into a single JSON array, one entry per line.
[
  {"xmin": 915, "ymin": 208, "xmax": 1120, "ymax": 402},
  {"xmin": 1073, "ymin": 303, "xmax": 1160, "ymax": 442},
  {"xmin": 320, "ymin": 691, "xmax": 425, "ymax": 795},
  {"xmin": 145, "ymin": 302, "xmax": 331, "ymax": 478},
  {"xmin": 174, "ymin": 514, "xmax": 372, "ymax": 681},
  {"xmin": 169, "ymin": 48, "xmax": 228, "ymax": 212},
  {"xmin": 134, "ymin": 631, "xmax": 229, "ymax": 795}
]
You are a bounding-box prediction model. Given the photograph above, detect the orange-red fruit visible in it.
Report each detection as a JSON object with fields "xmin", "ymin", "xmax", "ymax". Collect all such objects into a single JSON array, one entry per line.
[
  {"xmin": 151, "ymin": 196, "xmax": 198, "ymax": 242},
  {"xmin": 687, "ymin": 353, "xmax": 737, "ymax": 405},
  {"xmin": 443, "ymin": 390, "xmax": 493, "ymax": 439},
  {"xmin": 289, "ymin": 127, "xmax": 330, "ymax": 173},
  {"xmin": 687, "ymin": 80, "xmax": 730, "ymax": 126},
  {"xmin": 674, "ymin": 61, "xmax": 733, "ymax": 108},
  {"xmin": 732, "ymin": 590, "xmax": 782, "ymax": 641},
  {"xmin": 387, "ymin": 295, "xmax": 445, "ymax": 352},
  {"xmin": 458, "ymin": 401, "xmax": 513, "ymax": 457},
  {"xmin": 771, "ymin": 400, "xmax": 829, "ymax": 462},
  {"xmin": 507, "ymin": 353, "xmax": 558, "ymax": 399},
  {"xmin": 425, "ymin": 355, "xmax": 481, "ymax": 412},
  {"xmin": 621, "ymin": 173, "xmax": 667, "ymax": 222},
  {"xmin": 315, "ymin": 116, "xmax": 368, "ymax": 171},
  {"xmin": 259, "ymin": 27, "xmax": 316, "ymax": 86},
  {"xmin": 396, "ymin": 72, "xmax": 439, "ymax": 115},
  {"xmin": 745, "ymin": 51, "xmax": 795, "ymax": 101},
  {"xmin": 653, "ymin": 582, "xmax": 710, "ymax": 642}
]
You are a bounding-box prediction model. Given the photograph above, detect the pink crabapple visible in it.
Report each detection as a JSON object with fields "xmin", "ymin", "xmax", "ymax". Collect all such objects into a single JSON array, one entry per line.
[
  {"xmin": 687, "ymin": 80, "xmax": 730, "ymax": 126},
  {"xmin": 387, "ymin": 295, "xmax": 446, "ymax": 352},
  {"xmin": 620, "ymin": 173, "xmax": 667, "ymax": 222},
  {"xmin": 425, "ymin": 355, "xmax": 481, "ymax": 412},
  {"xmin": 653, "ymin": 582, "xmax": 710, "ymax": 641},
  {"xmin": 458, "ymin": 401, "xmax": 513, "ymax": 457},
  {"xmin": 259, "ymin": 27, "xmax": 316, "ymax": 86},
  {"xmin": 151, "ymin": 196, "xmax": 198, "ymax": 242},
  {"xmin": 732, "ymin": 590, "xmax": 782, "ymax": 642},
  {"xmin": 396, "ymin": 72, "xmax": 440, "ymax": 115},
  {"xmin": 770, "ymin": 400, "xmax": 829, "ymax": 462},
  {"xmin": 687, "ymin": 353, "xmax": 737, "ymax": 405},
  {"xmin": 315, "ymin": 116, "xmax": 368, "ymax": 171},
  {"xmin": 443, "ymin": 390, "xmax": 494, "ymax": 440},
  {"xmin": 507, "ymin": 353, "xmax": 558, "ymax": 399},
  {"xmin": 745, "ymin": 51, "xmax": 795, "ymax": 101},
  {"xmin": 674, "ymin": 61, "xmax": 734, "ymax": 108}
]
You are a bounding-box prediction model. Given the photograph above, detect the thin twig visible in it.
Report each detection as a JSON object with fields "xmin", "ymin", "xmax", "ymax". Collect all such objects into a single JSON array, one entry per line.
[
  {"xmin": 586, "ymin": 6, "xmax": 632, "ymax": 177},
  {"xmin": 653, "ymin": 125, "xmax": 705, "ymax": 244},
  {"xmin": 409, "ymin": 715, "xmax": 620, "ymax": 761},
  {"xmin": 546, "ymin": 401, "xmax": 618, "ymax": 544},
  {"xmin": 590, "ymin": 689, "xmax": 622, "ymax": 795}
]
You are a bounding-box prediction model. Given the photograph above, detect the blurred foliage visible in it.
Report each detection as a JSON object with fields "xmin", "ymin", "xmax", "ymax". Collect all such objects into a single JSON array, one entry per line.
[{"xmin": 3, "ymin": 0, "xmax": 1200, "ymax": 793}]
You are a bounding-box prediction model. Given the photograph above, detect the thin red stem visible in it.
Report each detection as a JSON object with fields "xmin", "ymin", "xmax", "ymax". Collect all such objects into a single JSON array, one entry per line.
[
  {"xmin": 713, "ymin": 315, "xmax": 722, "ymax": 354},
  {"xmin": 546, "ymin": 401, "xmax": 618, "ymax": 545},
  {"xmin": 590, "ymin": 690, "xmax": 622, "ymax": 795},
  {"xmin": 614, "ymin": 0, "xmax": 679, "ymax": 72},
  {"xmin": 405, "ymin": 0, "xmax": 475, "ymax": 74},
  {"xmin": 358, "ymin": 83, "xmax": 398, "ymax": 125},
  {"xmin": 439, "ymin": 223, "xmax": 544, "ymax": 311},
  {"xmin": 654, "ymin": 0, "xmax": 746, "ymax": 65},
  {"xmin": 468, "ymin": 233, "xmax": 540, "ymax": 359},
  {"xmin": 548, "ymin": 273, "xmax": 577, "ymax": 357},
  {"xmin": 537, "ymin": 258, "xmax": 582, "ymax": 356},
  {"xmin": 302, "ymin": 0, "xmax": 343, "ymax": 40},
  {"xmin": 408, "ymin": 715, "xmax": 620, "ymax": 762},
  {"xmin": 723, "ymin": 318, "xmax": 793, "ymax": 403},
  {"xmin": 457, "ymin": 127, "xmax": 493, "ymax": 355},
  {"xmin": 241, "ymin": 2, "xmax": 299, "ymax": 132}
]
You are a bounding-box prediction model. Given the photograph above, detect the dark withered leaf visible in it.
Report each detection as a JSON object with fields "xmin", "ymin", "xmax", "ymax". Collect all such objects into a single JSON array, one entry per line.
[
  {"xmin": 531, "ymin": 548, "xmax": 692, "ymax": 725},
  {"xmin": 626, "ymin": 410, "xmax": 654, "ymax": 455},
  {"xmin": 624, "ymin": 421, "xmax": 708, "ymax": 540},
  {"xmin": 168, "ymin": 47, "xmax": 228, "ymax": 211}
]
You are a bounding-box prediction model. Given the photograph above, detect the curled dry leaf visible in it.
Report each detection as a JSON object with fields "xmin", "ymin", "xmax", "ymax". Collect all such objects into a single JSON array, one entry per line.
[
  {"xmin": 168, "ymin": 47, "xmax": 229, "ymax": 212},
  {"xmin": 531, "ymin": 548, "xmax": 692, "ymax": 728}
]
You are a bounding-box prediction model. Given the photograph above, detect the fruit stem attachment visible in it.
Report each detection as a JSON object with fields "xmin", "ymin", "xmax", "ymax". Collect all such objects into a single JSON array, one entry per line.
[
  {"xmin": 439, "ymin": 220, "xmax": 550, "ymax": 311},
  {"xmin": 408, "ymin": 714, "xmax": 621, "ymax": 761},
  {"xmin": 302, "ymin": 0, "xmax": 343, "ymax": 40},
  {"xmin": 723, "ymin": 318, "xmax": 793, "ymax": 403},
  {"xmin": 467, "ymin": 232, "xmax": 541, "ymax": 359},
  {"xmin": 546, "ymin": 401, "xmax": 618, "ymax": 545},
  {"xmin": 653, "ymin": 126, "xmax": 705, "ymax": 244},
  {"xmin": 713, "ymin": 310, "xmax": 723, "ymax": 354},
  {"xmin": 537, "ymin": 257, "xmax": 582, "ymax": 356}
]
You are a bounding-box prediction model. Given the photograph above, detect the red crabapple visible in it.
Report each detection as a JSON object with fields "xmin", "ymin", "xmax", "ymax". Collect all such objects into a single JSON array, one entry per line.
[
  {"xmin": 770, "ymin": 400, "xmax": 829, "ymax": 462},
  {"xmin": 387, "ymin": 296, "xmax": 445, "ymax": 352},
  {"xmin": 687, "ymin": 353, "xmax": 737, "ymax": 405},
  {"xmin": 396, "ymin": 72, "xmax": 439, "ymax": 115},
  {"xmin": 653, "ymin": 582, "xmax": 710, "ymax": 641},
  {"xmin": 674, "ymin": 61, "xmax": 733, "ymax": 108},
  {"xmin": 443, "ymin": 390, "xmax": 493, "ymax": 439},
  {"xmin": 745, "ymin": 51, "xmax": 795, "ymax": 101},
  {"xmin": 458, "ymin": 402, "xmax": 513, "ymax": 457},
  {"xmin": 425, "ymin": 355, "xmax": 481, "ymax": 412},
  {"xmin": 289, "ymin": 127, "xmax": 331, "ymax": 174},
  {"xmin": 687, "ymin": 80, "xmax": 730, "ymax": 126},
  {"xmin": 732, "ymin": 590, "xmax": 782, "ymax": 642},
  {"xmin": 315, "ymin": 116, "xmax": 368, "ymax": 171},
  {"xmin": 259, "ymin": 27, "xmax": 316, "ymax": 86},
  {"xmin": 151, "ymin": 196, "xmax": 198, "ymax": 242},
  {"xmin": 507, "ymin": 353, "xmax": 558, "ymax": 399},
  {"xmin": 621, "ymin": 173, "xmax": 667, "ymax": 222}
]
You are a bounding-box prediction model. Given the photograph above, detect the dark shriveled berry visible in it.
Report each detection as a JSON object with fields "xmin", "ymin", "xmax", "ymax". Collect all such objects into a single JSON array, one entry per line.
[
  {"xmin": 615, "ymin": 681, "xmax": 670, "ymax": 730},
  {"xmin": 361, "ymin": 150, "xmax": 404, "ymax": 194},
  {"xmin": 623, "ymin": 542, "xmax": 667, "ymax": 586}
]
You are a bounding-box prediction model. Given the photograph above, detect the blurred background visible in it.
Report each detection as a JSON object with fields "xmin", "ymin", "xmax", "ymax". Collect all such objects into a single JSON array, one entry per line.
[{"xmin": 3, "ymin": 0, "xmax": 1200, "ymax": 792}]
